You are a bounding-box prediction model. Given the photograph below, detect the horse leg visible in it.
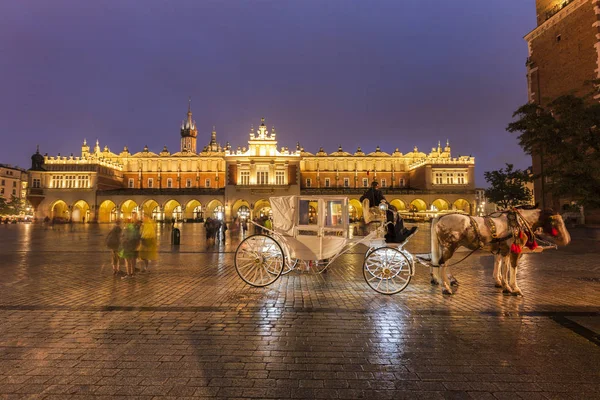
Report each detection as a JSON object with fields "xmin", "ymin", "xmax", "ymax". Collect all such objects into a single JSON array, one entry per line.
[
  {"xmin": 493, "ymin": 255, "xmax": 503, "ymax": 288},
  {"xmin": 440, "ymin": 263, "xmax": 453, "ymax": 295},
  {"xmin": 430, "ymin": 266, "xmax": 441, "ymax": 285},
  {"xmin": 501, "ymin": 255, "xmax": 513, "ymax": 294},
  {"xmin": 439, "ymin": 246, "xmax": 455, "ymax": 295},
  {"xmin": 447, "ymin": 267, "xmax": 459, "ymax": 287},
  {"xmin": 508, "ymin": 253, "xmax": 523, "ymax": 296}
]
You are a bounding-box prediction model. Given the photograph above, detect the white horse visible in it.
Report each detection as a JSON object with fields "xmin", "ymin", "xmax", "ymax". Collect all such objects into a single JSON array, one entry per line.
[{"xmin": 430, "ymin": 208, "xmax": 571, "ymax": 295}]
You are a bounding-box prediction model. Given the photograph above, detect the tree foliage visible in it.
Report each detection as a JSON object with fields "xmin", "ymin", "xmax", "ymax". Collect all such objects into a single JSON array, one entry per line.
[
  {"xmin": 484, "ymin": 164, "xmax": 532, "ymax": 209},
  {"xmin": 507, "ymin": 95, "xmax": 600, "ymax": 209}
]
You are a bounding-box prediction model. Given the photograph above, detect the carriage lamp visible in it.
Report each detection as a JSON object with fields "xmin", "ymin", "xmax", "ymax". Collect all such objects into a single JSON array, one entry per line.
[{"xmin": 379, "ymin": 202, "xmax": 388, "ymax": 212}]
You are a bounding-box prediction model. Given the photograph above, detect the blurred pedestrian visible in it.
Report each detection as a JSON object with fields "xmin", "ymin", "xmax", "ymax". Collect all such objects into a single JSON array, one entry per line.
[
  {"xmin": 119, "ymin": 220, "xmax": 141, "ymax": 279},
  {"xmin": 105, "ymin": 220, "xmax": 122, "ymax": 275},
  {"xmin": 139, "ymin": 215, "xmax": 158, "ymax": 272}
]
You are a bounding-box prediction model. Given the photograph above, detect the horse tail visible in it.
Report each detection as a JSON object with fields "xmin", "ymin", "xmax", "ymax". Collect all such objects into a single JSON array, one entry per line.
[{"xmin": 430, "ymin": 216, "xmax": 442, "ymax": 266}]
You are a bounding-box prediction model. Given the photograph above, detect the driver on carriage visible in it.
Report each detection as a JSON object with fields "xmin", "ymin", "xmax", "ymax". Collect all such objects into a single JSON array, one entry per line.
[{"xmin": 360, "ymin": 181, "xmax": 417, "ymax": 243}]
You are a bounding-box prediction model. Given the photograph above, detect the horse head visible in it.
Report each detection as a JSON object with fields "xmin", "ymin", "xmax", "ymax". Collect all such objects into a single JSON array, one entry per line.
[{"xmin": 533, "ymin": 208, "xmax": 571, "ymax": 247}]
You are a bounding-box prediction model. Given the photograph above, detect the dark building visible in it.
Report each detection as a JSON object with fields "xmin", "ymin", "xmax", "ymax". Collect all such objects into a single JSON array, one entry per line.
[{"xmin": 525, "ymin": 0, "xmax": 599, "ymax": 209}]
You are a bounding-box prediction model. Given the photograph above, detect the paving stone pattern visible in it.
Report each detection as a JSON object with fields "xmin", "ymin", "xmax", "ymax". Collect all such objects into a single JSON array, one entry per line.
[{"xmin": 0, "ymin": 223, "xmax": 598, "ymax": 399}]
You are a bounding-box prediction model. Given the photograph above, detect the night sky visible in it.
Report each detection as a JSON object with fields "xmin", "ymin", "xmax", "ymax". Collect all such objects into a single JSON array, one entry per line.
[{"xmin": 0, "ymin": 1, "xmax": 535, "ymax": 187}]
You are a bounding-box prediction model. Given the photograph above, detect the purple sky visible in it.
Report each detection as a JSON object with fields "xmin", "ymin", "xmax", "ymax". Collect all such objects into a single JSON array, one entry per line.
[{"xmin": 0, "ymin": 1, "xmax": 535, "ymax": 187}]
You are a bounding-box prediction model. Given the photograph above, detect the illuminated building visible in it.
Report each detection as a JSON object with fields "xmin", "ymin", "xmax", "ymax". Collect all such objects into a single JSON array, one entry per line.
[
  {"xmin": 0, "ymin": 164, "xmax": 27, "ymax": 202},
  {"xmin": 27, "ymin": 105, "xmax": 476, "ymax": 223}
]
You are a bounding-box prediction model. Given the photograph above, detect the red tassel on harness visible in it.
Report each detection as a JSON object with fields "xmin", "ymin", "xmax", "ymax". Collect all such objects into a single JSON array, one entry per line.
[
  {"xmin": 525, "ymin": 239, "xmax": 538, "ymax": 250},
  {"xmin": 510, "ymin": 242, "xmax": 522, "ymax": 254},
  {"xmin": 551, "ymin": 227, "xmax": 558, "ymax": 237}
]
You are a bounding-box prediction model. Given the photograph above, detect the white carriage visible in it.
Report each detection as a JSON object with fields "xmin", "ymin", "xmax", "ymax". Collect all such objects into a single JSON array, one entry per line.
[{"xmin": 234, "ymin": 195, "xmax": 417, "ymax": 294}]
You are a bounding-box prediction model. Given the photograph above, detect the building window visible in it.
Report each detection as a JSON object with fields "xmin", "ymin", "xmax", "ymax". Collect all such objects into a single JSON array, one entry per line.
[
  {"xmin": 324, "ymin": 178, "xmax": 330, "ymax": 187},
  {"xmin": 362, "ymin": 178, "xmax": 368, "ymax": 188},
  {"xmin": 380, "ymin": 179, "xmax": 386, "ymax": 188},
  {"xmin": 344, "ymin": 178, "xmax": 350, "ymax": 187},
  {"xmin": 186, "ymin": 178, "xmax": 192, "ymax": 188},
  {"xmin": 12, "ymin": 181, "xmax": 16, "ymax": 187},
  {"xmin": 275, "ymin": 171, "xmax": 285, "ymax": 185},
  {"xmin": 257, "ymin": 171, "xmax": 268, "ymax": 185},
  {"xmin": 32, "ymin": 179, "xmax": 41, "ymax": 188},
  {"xmin": 446, "ymin": 173, "xmax": 454, "ymax": 184},
  {"xmin": 435, "ymin": 173, "xmax": 443, "ymax": 185},
  {"xmin": 12, "ymin": 189, "xmax": 16, "ymax": 195},
  {"xmin": 205, "ymin": 178, "xmax": 211, "ymax": 188},
  {"xmin": 306, "ymin": 178, "xmax": 312, "ymax": 188},
  {"xmin": 240, "ymin": 171, "xmax": 250, "ymax": 185},
  {"xmin": 1, "ymin": 179, "xmax": 4, "ymax": 186},
  {"xmin": 167, "ymin": 178, "xmax": 173, "ymax": 188},
  {"xmin": 458, "ymin": 173, "xmax": 465, "ymax": 184},
  {"xmin": 399, "ymin": 178, "xmax": 405, "ymax": 187},
  {"xmin": 0, "ymin": 188, "xmax": 3, "ymax": 194},
  {"xmin": 148, "ymin": 178, "xmax": 153, "ymax": 188},
  {"xmin": 128, "ymin": 178, "xmax": 134, "ymax": 188}
]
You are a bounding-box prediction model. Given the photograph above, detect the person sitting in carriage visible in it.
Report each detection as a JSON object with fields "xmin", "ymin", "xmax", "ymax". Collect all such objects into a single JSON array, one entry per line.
[{"xmin": 360, "ymin": 181, "xmax": 417, "ymax": 243}]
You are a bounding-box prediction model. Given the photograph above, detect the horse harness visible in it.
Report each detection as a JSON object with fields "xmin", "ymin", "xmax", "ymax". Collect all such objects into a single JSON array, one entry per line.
[{"xmin": 439, "ymin": 210, "xmax": 532, "ymax": 267}]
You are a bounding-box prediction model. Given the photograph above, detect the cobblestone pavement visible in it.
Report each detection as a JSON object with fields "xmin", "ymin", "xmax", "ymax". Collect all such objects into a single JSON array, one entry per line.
[{"xmin": 0, "ymin": 223, "xmax": 599, "ymax": 400}]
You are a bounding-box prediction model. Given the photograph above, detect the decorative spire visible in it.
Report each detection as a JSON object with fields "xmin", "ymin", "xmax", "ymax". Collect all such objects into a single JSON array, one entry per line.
[{"xmin": 83, "ymin": 139, "xmax": 87, "ymax": 146}]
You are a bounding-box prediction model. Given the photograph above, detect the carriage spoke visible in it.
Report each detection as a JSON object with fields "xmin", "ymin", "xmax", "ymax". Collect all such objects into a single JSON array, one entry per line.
[{"xmin": 363, "ymin": 247, "xmax": 411, "ymax": 295}]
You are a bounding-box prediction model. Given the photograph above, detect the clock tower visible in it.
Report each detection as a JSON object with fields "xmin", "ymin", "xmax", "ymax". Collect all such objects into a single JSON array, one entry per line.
[{"xmin": 180, "ymin": 98, "xmax": 198, "ymax": 153}]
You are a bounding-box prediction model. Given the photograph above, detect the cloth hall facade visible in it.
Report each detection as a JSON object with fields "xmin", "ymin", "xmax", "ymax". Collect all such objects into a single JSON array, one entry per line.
[{"xmin": 27, "ymin": 106, "xmax": 476, "ymax": 223}]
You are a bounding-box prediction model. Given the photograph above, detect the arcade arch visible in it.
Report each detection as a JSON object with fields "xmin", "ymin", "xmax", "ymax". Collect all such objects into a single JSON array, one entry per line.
[
  {"xmin": 184, "ymin": 199, "xmax": 202, "ymax": 221},
  {"xmin": 141, "ymin": 200, "xmax": 160, "ymax": 220},
  {"xmin": 121, "ymin": 200, "xmax": 139, "ymax": 221},
  {"xmin": 98, "ymin": 200, "xmax": 117, "ymax": 223},
  {"xmin": 453, "ymin": 198, "xmax": 471, "ymax": 214},
  {"xmin": 409, "ymin": 199, "xmax": 427, "ymax": 212},
  {"xmin": 389, "ymin": 199, "xmax": 407, "ymax": 211},
  {"xmin": 231, "ymin": 199, "xmax": 251, "ymax": 221},
  {"xmin": 205, "ymin": 199, "xmax": 224, "ymax": 220},
  {"xmin": 348, "ymin": 198, "xmax": 363, "ymax": 221},
  {"xmin": 50, "ymin": 200, "xmax": 69, "ymax": 221},
  {"xmin": 432, "ymin": 198, "xmax": 450, "ymax": 212},
  {"xmin": 163, "ymin": 199, "xmax": 182, "ymax": 221},
  {"xmin": 253, "ymin": 199, "xmax": 271, "ymax": 219},
  {"xmin": 71, "ymin": 200, "xmax": 90, "ymax": 222}
]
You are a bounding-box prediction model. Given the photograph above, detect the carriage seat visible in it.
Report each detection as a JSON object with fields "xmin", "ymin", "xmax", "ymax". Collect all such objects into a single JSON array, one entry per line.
[{"xmin": 362, "ymin": 199, "xmax": 386, "ymax": 225}]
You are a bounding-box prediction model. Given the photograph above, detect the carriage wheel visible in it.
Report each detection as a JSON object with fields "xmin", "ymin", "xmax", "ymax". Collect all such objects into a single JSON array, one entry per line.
[
  {"xmin": 363, "ymin": 247, "xmax": 411, "ymax": 295},
  {"xmin": 282, "ymin": 257, "xmax": 298, "ymax": 275},
  {"xmin": 235, "ymin": 234, "xmax": 284, "ymax": 287}
]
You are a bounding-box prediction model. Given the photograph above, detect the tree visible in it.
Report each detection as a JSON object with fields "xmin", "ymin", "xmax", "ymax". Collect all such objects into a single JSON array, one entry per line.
[
  {"xmin": 6, "ymin": 195, "xmax": 27, "ymax": 216},
  {"xmin": 0, "ymin": 197, "xmax": 9, "ymax": 215},
  {"xmin": 484, "ymin": 164, "xmax": 533, "ymax": 209},
  {"xmin": 507, "ymin": 95, "xmax": 600, "ymax": 209}
]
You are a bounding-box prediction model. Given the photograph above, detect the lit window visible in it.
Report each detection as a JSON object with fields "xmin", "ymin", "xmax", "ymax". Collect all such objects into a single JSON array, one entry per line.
[
  {"xmin": 128, "ymin": 178, "xmax": 134, "ymax": 188},
  {"xmin": 240, "ymin": 171, "xmax": 250, "ymax": 185},
  {"xmin": 324, "ymin": 178, "xmax": 330, "ymax": 187},
  {"xmin": 148, "ymin": 178, "xmax": 153, "ymax": 188},
  {"xmin": 344, "ymin": 178, "xmax": 349, "ymax": 188},
  {"xmin": 362, "ymin": 178, "xmax": 368, "ymax": 188},
  {"xmin": 306, "ymin": 178, "xmax": 312, "ymax": 188},
  {"xmin": 186, "ymin": 178, "xmax": 192, "ymax": 188},
  {"xmin": 205, "ymin": 178, "xmax": 210, "ymax": 188},
  {"xmin": 167, "ymin": 178, "xmax": 173, "ymax": 188},
  {"xmin": 276, "ymin": 171, "xmax": 285, "ymax": 185}
]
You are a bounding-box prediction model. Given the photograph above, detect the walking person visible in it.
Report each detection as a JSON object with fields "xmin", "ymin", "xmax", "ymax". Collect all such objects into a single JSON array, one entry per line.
[
  {"xmin": 105, "ymin": 220, "xmax": 122, "ymax": 275},
  {"xmin": 119, "ymin": 220, "xmax": 141, "ymax": 279},
  {"xmin": 139, "ymin": 215, "xmax": 158, "ymax": 272}
]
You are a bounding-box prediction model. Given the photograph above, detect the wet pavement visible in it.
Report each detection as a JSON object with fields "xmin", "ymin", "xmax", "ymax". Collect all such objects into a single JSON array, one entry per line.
[{"xmin": 0, "ymin": 222, "xmax": 599, "ymax": 399}]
